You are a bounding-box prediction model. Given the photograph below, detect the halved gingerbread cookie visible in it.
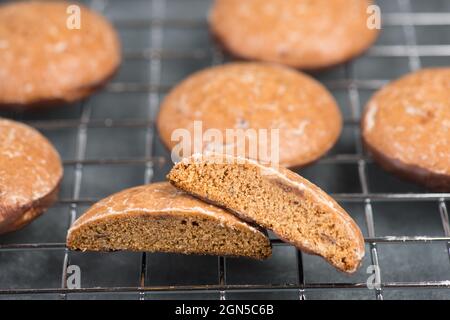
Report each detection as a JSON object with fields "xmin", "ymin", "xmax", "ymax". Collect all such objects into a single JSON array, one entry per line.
[
  {"xmin": 168, "ymin": 154, "xmax": 365, "ymax": 273},
  {"xmin": 67, "ymin": 182, "xmax": 272, "ymax": 260},
  {"xmin": 209, "ymin": 0, "xmax": 380, "ymax": 69},
  {"xmin": 362, "ymin": 68, "xmax": 450, "ymax": 191},
  {"xmin": 157, "ymin": 63, "xmax": 342, "ymax": 168},
  {"xmin": 0, "ymin": 118, "xmax": 63, "ymax": 234},
  {"xmin": 0, "ymin": 1, "xmax": 121, "ymax": 108}
]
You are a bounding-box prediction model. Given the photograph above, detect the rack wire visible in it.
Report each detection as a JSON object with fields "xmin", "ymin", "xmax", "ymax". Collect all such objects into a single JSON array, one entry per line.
[{"xmin": 0, "ymin": 0, "xmax": 449, "ymax": 300}]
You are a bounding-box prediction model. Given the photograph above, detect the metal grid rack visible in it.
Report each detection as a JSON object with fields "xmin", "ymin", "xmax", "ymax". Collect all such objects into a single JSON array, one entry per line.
[{"xmin": 0, "ymin": 0, "xmax": 449, "ymax": 300}]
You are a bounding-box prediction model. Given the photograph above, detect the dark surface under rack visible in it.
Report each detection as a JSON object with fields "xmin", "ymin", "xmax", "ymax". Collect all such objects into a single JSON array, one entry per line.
[{"xmin": 0, "ymin": 0, "xmax": 449, "ymax": 300}]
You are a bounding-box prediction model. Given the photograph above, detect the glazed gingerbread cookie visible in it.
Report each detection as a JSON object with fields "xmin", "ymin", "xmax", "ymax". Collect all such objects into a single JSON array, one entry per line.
[
  {"xmin": 209, "ymin": 0, "xmax": 380, "ymax": 69},
  {"xmin": 0, "ymin": 118, "xmax": 63, "ymax": 234},
  {"xmin": 0, "ymin": 1, "xmax": 121, "ymax": 108},
  {"xmin": 157, "ymin": 63, "xmax": 342, "ymax": 168},
  {"xmin": 67, "ymin": 182, "xmax": 272, "ymax": 260},
  {"xmin": 168, "ymin": 153, "xmax": 365, "ymax": 273},
  {"xmin": 362, "ymin": 68, "xmax": 450, "ymax": 191}
]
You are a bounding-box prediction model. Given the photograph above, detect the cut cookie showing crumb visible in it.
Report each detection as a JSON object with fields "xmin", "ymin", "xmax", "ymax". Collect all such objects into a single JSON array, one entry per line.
[
  {"xmin": 67, "ymin": 182, "xmax": 272, "ymax": 260},
  {"xmin": 168, "ymin": 154, "xmax": 365, "ymax": 273}
]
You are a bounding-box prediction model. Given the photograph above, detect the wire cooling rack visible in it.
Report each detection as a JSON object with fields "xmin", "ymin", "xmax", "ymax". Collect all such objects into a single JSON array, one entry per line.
[{"xmin": 0, "ymin": 0, "xmax": 449, "ymax": 300}]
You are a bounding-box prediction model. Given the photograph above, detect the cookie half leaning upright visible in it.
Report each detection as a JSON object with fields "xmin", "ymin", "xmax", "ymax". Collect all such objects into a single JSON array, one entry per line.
[
  {"xmin": 168, "ymin": 154, "xmax": 365, "ymax": 273},
  {"xmin": 67, "ymin": 182, "xmax": 272, "ymax": 260},
  {"xmin": 362, "ymin": 68, "xmax": 450, "ymax": 191},
  {"xmin": 0, "ymin": 118, "xmax": 63, "ymax": 234},
  {"xmin": 0, "ymin": 1, "xmax": 121, "ymax": 108}
]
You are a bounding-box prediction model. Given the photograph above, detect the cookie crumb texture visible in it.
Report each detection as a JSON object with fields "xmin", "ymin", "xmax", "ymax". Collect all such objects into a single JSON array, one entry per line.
[
  {"xmin": 158, "ymin": 63, "xmax": 342, "ymax": 168},
  {"xmin": 209, "ymin": 0, "xmax": 379, "ymax": 69},
  {"xmin": 0, "ymin": 1, "xmax": 121, "ymax": 107},
  {"xmin": 168, "ymin": 154, "xmax": 365, "ymax": 273},
  {"xmin": 362, "ymin": 68, "xmax": 450, "ymax": 191},
  {"xmin": 67, "ymin": 182, "xmax": 272, "ymax": 260},
  {"xmin": 0, "ymin": 119, "xmax": 63, "ymax": 234}
]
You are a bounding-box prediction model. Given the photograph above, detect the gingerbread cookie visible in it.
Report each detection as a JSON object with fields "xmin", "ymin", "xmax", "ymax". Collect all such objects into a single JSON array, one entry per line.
[
  {"xmin": 67, "ymin": 182, "xmax": 272, "ymax": 260},
  {"xmin": 0, "ymin": 118, "xmax": 63, "ymax": 234},
  {"xmin": 362, "ymin": 68, "xmax": 450, "ymax": 191},
  {"xmin": 157, "ymin": 63, "xmax": 342, "ymax": 168},
  {"xmin": 168, "ymin": 154, "xmax": 365, "ymax": 273},
  {"xmin": 0, "ymin": 1, "xmax": 121, "ymax": 108},
  {"xmin": 209, "ymin": 0, "xmax": 380, "ymax": 69}
]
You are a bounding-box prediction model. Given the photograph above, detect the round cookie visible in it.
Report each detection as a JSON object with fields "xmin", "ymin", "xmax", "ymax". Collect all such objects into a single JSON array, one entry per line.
[
  {"xmin": 362, "ymin": 68, "xmax": 450, "ymax": 191},
  {"xmin": 157, "ymin": 63, "xmax": 342, "ymax": 168},
  {"xmin": 0, "ymin": 1, "xmax": 121, "ymax": 108},
  {"xmin": 0, "ymin": 118, "xmax": 63, "ymax": 234},
  {"xmin": 67, "ymin": 182, "xmax": 272, "ymax": 260},
  {"xmin": 209, "ymin": 0, "xmax": 380, "ymax": 69},
  {"xmin": 168, "ymin": 153, "xmax": 365, "ymax": 273}
]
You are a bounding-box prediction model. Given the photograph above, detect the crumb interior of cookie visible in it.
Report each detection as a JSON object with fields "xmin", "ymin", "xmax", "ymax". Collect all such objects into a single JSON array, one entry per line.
[
  {"xmin": 169, "ymin": 163, "xmax": 360, "ymax": 272},
  {"xmin": 67, "ymin": 213, "xmax": 271, "ymax": 260}
]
